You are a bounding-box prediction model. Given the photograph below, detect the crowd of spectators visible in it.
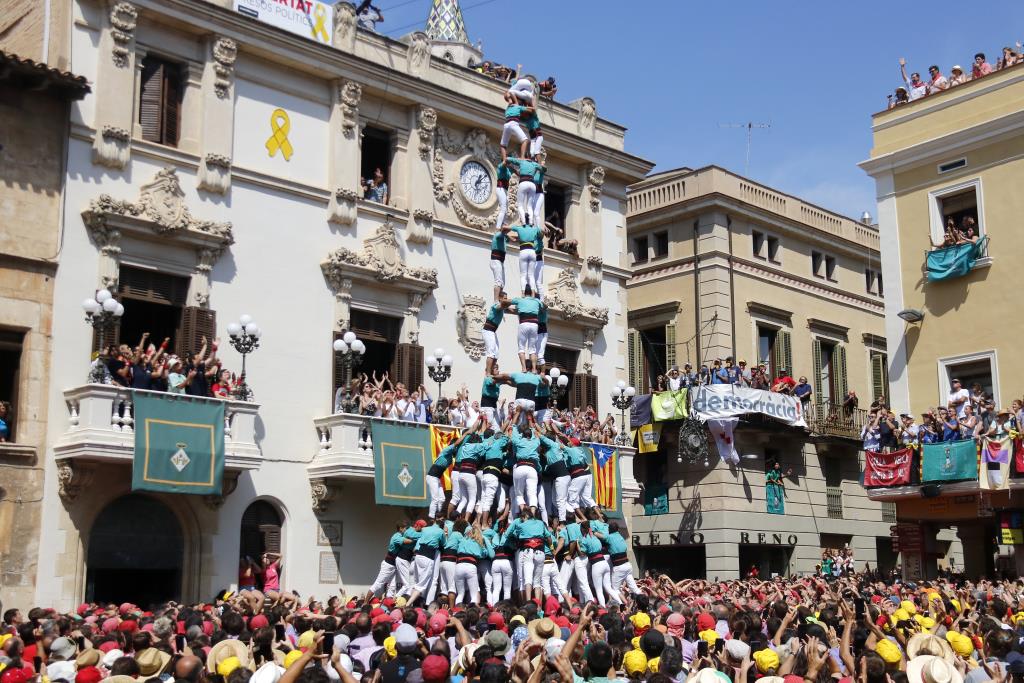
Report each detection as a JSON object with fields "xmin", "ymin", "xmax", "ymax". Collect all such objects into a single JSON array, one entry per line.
[
  {"xmin": 470, "ymin": 62, "xmax": 558, "ymax": 100},
  {"xmin": 888, "ymin": 42, "xmax": 1022, "ymax": 108},
  {"xmin": 860, "ymin": 378, "xmax": 1022, "ymax": 452},
  {"xmin": 931, "ymin": 217, "xmax": 981, "ymax": 250},
  {"xmin": 816, "ymin": 548, "xmax": 856, "ymax": 579},
  {"xmin": 87, "ymin": 334, "xmax": 241, "ymax": 401},
  {"xmin": 652, "ymin": 359, "xmax": 833, "ymax": 408},
  {"xmin": 5, "ymin": 573, "xmax": 1024, "ymax": 683}
]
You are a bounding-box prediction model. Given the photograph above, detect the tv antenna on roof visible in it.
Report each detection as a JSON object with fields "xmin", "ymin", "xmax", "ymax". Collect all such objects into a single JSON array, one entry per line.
[{"xmin": 718, "ymin": 121, "xmax": 772, "ymax": 176}]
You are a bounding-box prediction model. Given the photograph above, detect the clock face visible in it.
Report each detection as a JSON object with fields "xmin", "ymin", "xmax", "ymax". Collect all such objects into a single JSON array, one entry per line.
[{"xmin": 459, "ymin": 160, "xmax": 492, "ymax": 205}]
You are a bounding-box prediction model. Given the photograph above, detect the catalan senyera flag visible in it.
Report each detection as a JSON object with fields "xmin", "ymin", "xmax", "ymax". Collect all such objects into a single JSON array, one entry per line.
[
  {"xmin": 430, "ymin": 425, "xmax": 461, "ymax": 491},
  {"xmin": 590, "ymin": 443, "xmax": 622, "ymax": 519}
]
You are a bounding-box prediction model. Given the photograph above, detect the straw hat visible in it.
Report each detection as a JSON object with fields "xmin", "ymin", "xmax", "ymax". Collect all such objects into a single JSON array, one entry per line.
[
  {"xmin": 528, "ymin": 617, "xmax": 557, "ymax": 641},
  {"xmin": 907, "ymin": 634, "xmax": 954, "ymax": 663},
  {"xmin": 906, "ymin": 655, "xmax": 964, "ymax": 683},
  {"xmin": 134, "ymin": 649, "xmax": 171, "ymax": 681},
  {"xmin": 206, "ymin": 639, "xmax": 251, "ymax": 674}
]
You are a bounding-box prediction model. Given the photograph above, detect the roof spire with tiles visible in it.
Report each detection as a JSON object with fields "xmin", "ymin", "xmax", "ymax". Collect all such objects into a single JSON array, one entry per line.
[{"xmin": 425, "ymin": 0, "xmax": 470, "ymax": 44}]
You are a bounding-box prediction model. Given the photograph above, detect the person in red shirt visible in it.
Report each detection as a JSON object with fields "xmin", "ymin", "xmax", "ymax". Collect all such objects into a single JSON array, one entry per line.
[{"xmin": 771, "ymin": 368, "xmax": 796, "ymax": 395}]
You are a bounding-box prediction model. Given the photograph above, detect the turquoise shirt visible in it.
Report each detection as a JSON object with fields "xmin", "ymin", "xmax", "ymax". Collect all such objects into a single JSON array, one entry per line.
[
  {"xmin": 497, "ymin": 162, "xmax": 512, "ymax": 182},
  {"xmin": 486, "ymin": 303, "xmax": 504, "ymax": 327},
  {"xmin": 525, "ymin": 110, "xmax": 541, "ymax": 132},
  {"xmin": 443, "ymin": 530, "xmax": 464, "ymax": 554},
  {"xmin": 483, "ymin": 433, "xmax": 509, "ymax": 463},
  {"xmin": 515, "ymin": 159, "xmax": 540, "ymax": 180},
  {"xmin": 490, "ymin": 231, "xmax": 507, "ymax": 253},
  {"xmin": 434, "ymin": 443, "xmax": 458, "ymax": 470},
  {"xmin": 415, "ymin": 524, "xmax": 445, "ymax": 552},
  {"xmin": 482, "ymin": 527, "xmax": 499, "ymax": 547},
  {"xmin": 605, "ymin": 532, "xmax": 627, "ymax": 555},
  {"xmin": 564, "ymin": 522, "xmax": 583, "ymax": 544},
  {"xmin": 579, "ymin": 534, "xmax": 603, "ymax": 556},
  {"xmin": 387, "ymin": 532, "xmax": 406, "ymax": 555},
  {"xmin": 456, "ymin": 439, "xmax": 487, "ymax": 465},
  {"xmin": 512, "ymin": 296, "xmax": 541, "ymax": 317},
  {"xmin": 403, "ymin": 527, "xmax": 422, "ymax": 544},
  {"xmin": 511, "ymin": 224, "xmax": 541, "ymax": 248},
  {"xmin": 456, "ymin": 536, "xmax": 494, "ymax": 560},
  {"xmin": 504, "ymin": 104, "xmax": 524, "ymax": 120},
  {"xmin": 591, "ymin": 519, "xmax": 610, "ymax": 538},
  {"xmin": 506, "ymin": 518, "xmax": 552, "ymax": 543},
  {"xmin": 537, "ymin": 303, "xmax": 548, "ymax": 324},
  {"xmin": 482, "ymin": 376, "xmax": 501, "ymax": 400},
  {"xmin": 564, "ymin": 445, "xmax": 591, "ymax": 469},
  {"xmin": 532, "ymin": 164, "xmax": 546, "ymax": 185},
  {"xmin": 510, "ymin": 429, "xmax": 541, "ymax": 464},
  {"xmin": 536, "ymin": 382, "xmax": 551, "ymax": 399}
]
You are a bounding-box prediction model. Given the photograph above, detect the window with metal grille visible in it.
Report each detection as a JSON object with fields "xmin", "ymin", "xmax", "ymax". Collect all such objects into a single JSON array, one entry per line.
[
  {"xmin": 881, "ymin": 501, "xmax": 897, "ymax": 523},
  {"xmin": 826, "ymin": 486, "xmax": 843, "ymax": 519},
  {"xmin": 139, "ymin": 55, "xmax": 183, "ymax": 147}
]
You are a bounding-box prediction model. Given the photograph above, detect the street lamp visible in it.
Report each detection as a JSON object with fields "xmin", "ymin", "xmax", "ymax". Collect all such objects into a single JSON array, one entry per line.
[
  {"xmin": 426, "ymin": 347, "xmax": 453, "ymax": 403},
  {"xmin": 82, "ymin": 288, "xmax": 125, "ymax": 352},
  {"xmin": 226, "ymin": 314, "xmax": 261, "ymax": 401},
  {"xmin": 549, "ymin": 367, "xmax": 570, "ymax": 404},
  {"xmin": 333, "ymin": 331, "xmax": 366, "ymax": 411},
  {"xmin": 610, "ymin": 380, "xmax": 636, "ymax": 447}
]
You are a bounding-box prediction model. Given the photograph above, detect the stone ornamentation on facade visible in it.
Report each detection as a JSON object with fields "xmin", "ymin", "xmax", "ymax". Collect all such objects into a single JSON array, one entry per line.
[
  {"xmin": 83, "ymin": 168, "xmax": 234, "ymax": 244},
  {"xmin": 456, "ymin": 295, "xmax": 488, "ymax": 361},
  {"xmin": 436, "ymin": 126, "xmax": 500, "ymax": 165},
  {"xmin": 211, "ymin": 37, "xmax": 238, "ymax": 99},
  {"xmin": 332, "ymin": 2, "xmax": 357, "ymax": 52},
  {"xmin": 582, "ymin": 255, "xmax": 603, "ymax": 287},
  {"xmin": 198, "ymin": 153, "xmax": 233, "ymax": 195},
  {"xmin": 338, "ymin": 80, "xmax": 362, "ymax": 138},
  {"xmin": 543, "ymin": 268, "xmax": 609, "ymax": 325},
  {"xmin": 408, "ymin": 32, "xmax": 431, "ymax": 77},
  {"xmin": 109, "ymin": 2, "xmax": 138, "ymax": 69},
  {"xmin": 93, "ymin": 126, "xmax": 131, "ymax": 169},
  {"xmin": 417, "ymin": 107, "xmax": 437, "ymax": 160},
  {"xmin": 407, "ymin": 209, "xmax": 435, "ymax": 244},
  {"xmin": 587, "ymin": 165, "xmax": 605, "ymax": 212},
  {"xmin": 328, "ymin": 187, "xmax": 360, "ymax": 226},
  {"xmin": 321, "ymin": 218, "xmax": 439, "ymax": 288},
  {"xmin": 582, "ymin": 328, "xmax": 597, "ymax": 373},
  {"xmin": 576, "ymin": 97, "xmax": 596, "ymax": 139},
  {"xmin": 57, "ymin": 461, "xmax": 95, "ymax": 504},
  {"xmin": 310, "ymin": 478, "xmax": 335, "ymax": 513},
  {"xmin": 431, "ymin": 128, "xmax": 503, "ymax": 230}
]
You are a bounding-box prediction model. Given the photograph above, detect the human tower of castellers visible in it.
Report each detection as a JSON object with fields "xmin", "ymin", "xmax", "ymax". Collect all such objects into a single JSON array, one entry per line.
[{"xmin": 365, "ymin": 77, "xmax": 638, "ymax": 610}]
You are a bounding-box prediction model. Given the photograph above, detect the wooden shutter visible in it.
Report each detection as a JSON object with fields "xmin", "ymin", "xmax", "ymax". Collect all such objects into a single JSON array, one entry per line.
[
  {"xmin": 118, "ymin": 266, "xmax": 189, "ymax": 305},
  {"xmin": 585, "ymin": 374, "xmax": 599, "ymax": 413},
  {"xmin": 812, "ymin": 338, "xmax": 823, "ymax": 398},
  {"xmin": 139, "ymin": 57, "xmax": 164, "ymax": 142},
  {"xmin": 664, "ymin": 323, "xmax": 677, "ymax": 369},
  {"xmin": 391, "ymin": 343, "xmax": 424, "ymax": 390},
  {"xmin": 835, "ymin": 344, "xmax": 848, "ymax": 400},
  {"xmin": 571, "ymin": 374, "xmax": 586, "ymax": 410},
  {"xmin": 92, "ymin": 319, "xmax": 121, "ymax": 354},
  {"xmin": 774, "ymin": 330, "xmax": 792, "ymax": 376},
  {"xmin": 871, "ymin": 352, "xmax": 889, "ymax": 404},
  {"xmin": 162, "ymin": 62, "xmax": 182, "ymax": 147},
  {"xmin": 260, "ymin": 525, "xmax": 281, "ymax": 554},
  {"xmin": 176, "ymin": 306, "xmax": 216, "ymax": 358},
  {"xmin": 627, "ymin": 330, "xmax": 643, "ymax": 391}
]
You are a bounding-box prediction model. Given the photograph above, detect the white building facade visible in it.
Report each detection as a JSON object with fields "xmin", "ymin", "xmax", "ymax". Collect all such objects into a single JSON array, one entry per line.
[{"xmin": 36, "ymin": 0, "xmax": 652, "ymax": 608}]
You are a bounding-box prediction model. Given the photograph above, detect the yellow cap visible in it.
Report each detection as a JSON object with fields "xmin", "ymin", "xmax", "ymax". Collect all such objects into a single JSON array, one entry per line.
[
  {"xmin": 699, "ymin": 629, "xmax": 719, "ymax": 644},
  {"xmin": 648, "ymin": 657, "xmax": 660, "ymax": 673},
  {"xmin": 875, "ymin": 639, "xmax": 902, "ymax": 664},
  {"xmin": 297, "ymin": 630, "xmax": 316, "ymax": 650},
  {"xmin": 631, "ymin": 636, "xmax": 641, "ymax": 650},
  {"xmin": 900, "ymin": 600, "xmax": 917, "ymax": 615},
  {"xmin": 893, "ymin": 608, "xmax": 910, "ymax": 623},
  {"xmin": 753, "ymin": 649, "xmax": 780, "ymax": 674},
  {"xmin": 395, "ymin": 597, "xmax": 407, "ymax": 608},
  {"xmin": 384, "ymin": 636, "xmax": 397, "ymax": 659},
  {"xmin": 918, "ymin": 616, "xmax": 936, "ymax": 633},
  {"xmin": 949, "ymin": 599, "xmax": 961, "ymax": 613},
  {"xmin": 630, "ymin": 613, "xmax": 651, "ymax": 630},
  {"xmin": 217, "ymin": 656, "xmax": 242, "ymax": 677},
  {"xmin": 946, "ymin": 632, "xmax": 973, "ymax": 657},
  {"xmin": 623, "ymin": 650, "xmax": 648, "ymax": 676},
  {"xmin": 283, "ymin": 650, "xmax": 304, "ymax": 669}
]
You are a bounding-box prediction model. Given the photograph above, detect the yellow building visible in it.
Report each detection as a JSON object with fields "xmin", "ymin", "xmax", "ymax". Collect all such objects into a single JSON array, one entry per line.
[
  {"xmin": 625, "ymin": 166, "xmax": 895, "ymax": 579},
  {"xmin": 860, "ymin": 63, "xmax": 1024, "ymax": 578}
]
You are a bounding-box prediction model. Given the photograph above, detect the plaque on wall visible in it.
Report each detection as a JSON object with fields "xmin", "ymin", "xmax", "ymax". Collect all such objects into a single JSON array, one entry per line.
[
  {"xmin": 318, "ymin": 521, "xmax": 343, "ymax": 547},
  {"xmin": 318, "ymin": 551, "xmax": 341, "ymax": 583}
]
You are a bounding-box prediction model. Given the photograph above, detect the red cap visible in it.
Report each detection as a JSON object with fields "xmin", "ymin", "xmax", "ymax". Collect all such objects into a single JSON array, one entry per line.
[
  {"xmin": 421, "ymin": 654, "xmax": 450, "ymax": 683},
  {"xmin": 77, "ymin": 604, "xmax": 91, "ymax": 616},
  {"xmin": 569, "ymin": 438, "xmax": 581, "ymax": 446},
  {"xmin": 487, "ymin": 613, "xmax": 506, "ymax": 631},
  {"xmin": 414, "ymin": 520, "xmax": 427, "ymax": 530},
  {"xmin": 1, "ymin": 669, "xmax": 32, "ymax": 683},
  {"xmin": 696, "ymin": 613, "xmax": 715, "ymax": 631},
  {"xmin": 370, "ymin": 608, "xmax": 386, "ymax": 618},
  {"xmin": 250, "ymin": 614, "xmax": 270, "ymax": 630},
  {"xmin": 98, "ymin": 641, "xmax": 119, "ymax": 654},
  {"xmin": 544, "ymin": 596, "xmax": 561, "ymax": 616},
  {"xmin": 382, "ymin": 598, "xmax": 396, "ymax": 608},
  {"xmin": 76, "ymin": 667, "xmax": 104, "ymax": 683},
  {"xmin": 118, "ymin": 620, "xmax": 138, "ymax": 633}
]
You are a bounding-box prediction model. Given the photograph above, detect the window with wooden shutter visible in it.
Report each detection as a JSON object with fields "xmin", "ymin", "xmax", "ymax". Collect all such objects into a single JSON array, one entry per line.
[
  {"xmin": 92, "ymin": 319, "xmax": 121, "ymax": 353},
  {"xmin": 773, "ymin": 330, "xmax": 792, "ymax": 376},
  {"xmin": 260, "ymin": 525, "xmax": 281, "ymax": 554},
  {"xmin": 240, "ymin": 501, "xmax": 282, "ymax": 560},
  {"xmin": 138, "ymin": 55, "xmax": 183, "ymax": 147},
  {"xmin": 390, "ymin": 343, "xmax": 424, "ymax": 391},
  {"xmin": 812, "ymin": 338, "xmax": 823, "ymax": 398},
  {"xmin": 569, "ymin": 373, "xmax": 599, "ymax": 412},
  {"xmin": 835, "ymin": 344, "xmax": 848, "ymax": 399},
  {"xmin": 627, "ymin": 330, "xmax": 643, "ymax": 391},
  {"xmin": 870, "ymin": 352, "xmax": 889, "ymax": 404},
  {"xmin": 175, "ymin": 307, "xmax": 216, "ymax": 358},
  {"xmin": 118, "ymin": 267, "xmax": 189, "ymax": 305},
  {"xmin": 585, "ymin": 373, "xmax": 599, "ymax": 413},
  {"xmin": 664, "ymin": 323, "xmax": 676, "ymax": 370}
]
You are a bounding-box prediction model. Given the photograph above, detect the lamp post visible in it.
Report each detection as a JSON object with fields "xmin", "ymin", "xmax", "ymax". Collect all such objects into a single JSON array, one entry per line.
[
  {"xmin": 610, "ymin": 380, "xmax": 636, "ymax": 447},
  {"xmin": 425, "ymin": 347, "xmax": 453, "ymax": 403},
  {"xmin": 82, "ymin": 288, "xmax": 124, "ymax": 352},
  {"xmin": 333, "ymin": 331, "xmax": 366, "ymax": 411},
  {"xmin": 548, "ymin": 367, "xmax": 570, "ymax": 405},
  {"xmin": 226, "ymin": 314, "xmax": 261, "ymax": 401}
]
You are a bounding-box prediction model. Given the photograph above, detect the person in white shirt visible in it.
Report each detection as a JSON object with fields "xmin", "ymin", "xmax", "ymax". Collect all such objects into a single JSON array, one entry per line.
[
  {"xmin": 899, "ymin": 413, "xmax": 920, "ymax": 447},
  {"xmin": 899, "ymin": 58, "xmax": 928, "ymax": 100},
  {"xmin": 355, "ymin": 1, "xmax": 383, "ymax": 31},
  {"xmin": 926, "ymin": 65, "xmax": 949, "ymax": 94},
  {"xmin": 948, "ymin": 378, "xmax": 971, "ymax": 419}
]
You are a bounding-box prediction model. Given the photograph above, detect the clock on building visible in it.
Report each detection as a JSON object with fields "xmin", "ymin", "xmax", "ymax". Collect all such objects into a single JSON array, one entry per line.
[{"xmin": 458, "ymin": 159, "xmax": 493, "ymax": 206}]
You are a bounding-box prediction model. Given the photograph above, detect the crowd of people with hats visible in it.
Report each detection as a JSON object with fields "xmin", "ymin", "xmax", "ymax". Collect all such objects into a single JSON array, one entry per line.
[
  {"xmin": 3, "ymin": 574, "xmax": 1024, "ymax": 683},
  {"xmin": 888, "ymin": 41, "xmax": 1022, "ymax": 108}
]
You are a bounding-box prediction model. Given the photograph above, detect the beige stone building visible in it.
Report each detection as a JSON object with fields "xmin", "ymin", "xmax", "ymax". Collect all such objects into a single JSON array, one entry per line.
[
  {"xmin": 860, "ymin": 62, "xmax": 1024, "ymax": 578},
  {"xmin": 625, "ymin": 166, "xmax": 897, "ymax": 579},
  {"xmin": 0, "ymin": 44, "xmax": 89, "ymax": 607}
]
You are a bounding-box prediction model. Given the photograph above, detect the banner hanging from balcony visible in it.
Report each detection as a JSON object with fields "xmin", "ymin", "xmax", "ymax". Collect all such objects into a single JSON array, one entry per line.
[
  {"xmin": 372, "ymin": 420, "xmax": 431, "ymax": 506},
  {"xmin": 591, "ymin": 444, "xmax": 622, "ymax": 519},
  {"xmin": 632, "ymin": 423, "xmax": 661, "ymax": 453},
  {"xmin": 863, "ymin": 448, "xmax": 913, "ymax": 487},
  {"xmin": 692, "ymin": 386, "xmax": 806, "ymax": 427},
  {"xmin": 429, "ymin": 425, "xmax": 461, "ymax": 491},
  {"xmin": 926, "ymin": 236, "xmax": 988, "ymax": 282},
  {"xmin": 132, "ymin": 392, "xmax": 225, "ymax": 495},
  {"xmin": 652, "ymin": 389, "xmax": 687, "ymax": 422},
  {"xmin": 980, "ymin": 435, "xmax": 1013, "ymax": 491},
  {"xmin": 766, "ymin": 468, "xmax": 785, "ymax": 515},
  {"xmin": 921, "ymin": 439, "xmax": 978, "ymax": 482}
]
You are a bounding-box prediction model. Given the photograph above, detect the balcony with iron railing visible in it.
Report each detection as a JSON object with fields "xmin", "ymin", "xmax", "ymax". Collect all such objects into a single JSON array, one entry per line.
[
  {"xmin": 806, "ymin": 401, "xmax": 870, "ymax": 441},
  {"xmin": 54, "ymin": 384, "xmax": 262, "ymax": 470}
]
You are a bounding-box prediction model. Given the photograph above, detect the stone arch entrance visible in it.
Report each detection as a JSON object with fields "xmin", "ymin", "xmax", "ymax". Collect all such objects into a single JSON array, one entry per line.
[
  {"xmin": 239, "ymin": 500, "xmax": 282, "ymax": 561},
  {"xmin": 85, "ymin": 494, "xmax": 184, "ymax": 606}
]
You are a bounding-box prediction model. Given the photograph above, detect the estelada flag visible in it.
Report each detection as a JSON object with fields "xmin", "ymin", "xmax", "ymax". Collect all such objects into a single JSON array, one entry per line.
[
  {"xmin": 590, "ymin": 443, "xmax": 622, "ymax": 518},
  {"xmin": 863, "ymin": 448, "xmax": 913, "ymax": 487},
  {"xmin": 429, "ymin": 425, "xmax": 460, "ymax": 491}
]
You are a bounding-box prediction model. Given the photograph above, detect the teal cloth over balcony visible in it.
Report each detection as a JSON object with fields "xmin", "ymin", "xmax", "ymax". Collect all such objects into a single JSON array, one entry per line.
[{"xmin": 927, "ymin": 236, "xmax": 989, "ymax": 282}]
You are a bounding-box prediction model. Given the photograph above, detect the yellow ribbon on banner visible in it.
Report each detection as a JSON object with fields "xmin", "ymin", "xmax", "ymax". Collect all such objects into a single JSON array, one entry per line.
[
  {"xmin": 265, "ymin": 109, "xmax": 294, "ymax": 161},
  {"xmin": 310, "ymin": 3, "xmax": 330, "ymax": 42}
]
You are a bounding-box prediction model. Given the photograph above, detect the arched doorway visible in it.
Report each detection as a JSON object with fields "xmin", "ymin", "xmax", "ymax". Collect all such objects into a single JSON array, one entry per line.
[
  {"xmin": 86, "ymin": 494, "xmax": 184, "ymax": 606},
  {"xmin": 240, "ymin": 500, "xmax": 282, "ymax": 562}
]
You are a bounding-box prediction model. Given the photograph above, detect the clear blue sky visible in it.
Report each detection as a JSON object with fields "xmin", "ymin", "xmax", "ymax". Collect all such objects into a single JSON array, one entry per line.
[{"xmin": 372, "ymin": 0, "xmax": 1024, "ymax": 219}]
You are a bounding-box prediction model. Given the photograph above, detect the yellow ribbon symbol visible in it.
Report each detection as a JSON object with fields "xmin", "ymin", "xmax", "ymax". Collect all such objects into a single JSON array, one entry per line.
[
  {"xmin": 310, "ymin": 3, "xmax": 329, "ymax": 43},
  {"xmin": 265, "ymin": 108, "xmax": 293, "ymax": 161}
]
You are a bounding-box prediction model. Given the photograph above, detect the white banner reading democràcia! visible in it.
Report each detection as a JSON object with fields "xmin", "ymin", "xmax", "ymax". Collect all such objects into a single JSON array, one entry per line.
[
  {"xmin": 234, "ymin": 0, "xmax": 334, "ymax": 46},
  {"xmin": 692, "ymin": 385, "xmax": 807, "ymax": 428}
]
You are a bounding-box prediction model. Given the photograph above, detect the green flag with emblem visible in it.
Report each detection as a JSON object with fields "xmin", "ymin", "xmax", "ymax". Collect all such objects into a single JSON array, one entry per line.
[
  {"xmin": 372, "ymin": 419, "xmax": 431, "ymax": 506},
  {"xmin": 132, "ymin": 391, "xmax": 225, "ymax": 494}
]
